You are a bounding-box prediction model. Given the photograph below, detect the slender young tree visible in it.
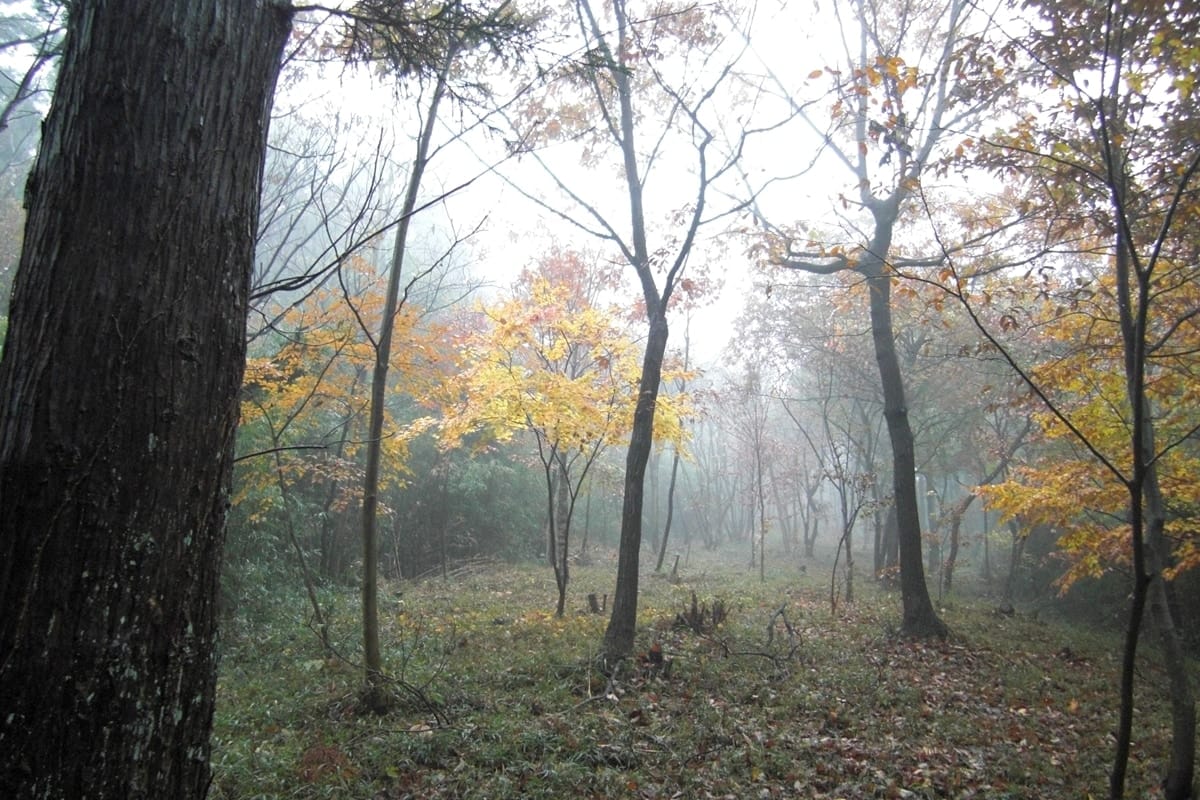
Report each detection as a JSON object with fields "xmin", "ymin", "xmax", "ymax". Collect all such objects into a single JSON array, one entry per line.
[
  {"xmin": 0, "ymin": 2, "xmax": 292, "ymax": 796},
  {"xmin": 358, "ymin": 43, "xmax": 456, "ymax": 713},
  {"xmin": 505, "ymin": 0, "xmax": 756, "ymax": 660},
  {"xmin": 343, "ymin": 0, "xmax": 532, "ymax": 710}
]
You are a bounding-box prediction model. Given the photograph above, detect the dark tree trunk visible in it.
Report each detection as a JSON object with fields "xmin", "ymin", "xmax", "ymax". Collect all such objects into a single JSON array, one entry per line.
[
  {"xmin": 1144, "ymin": 469, "xmax": 1196, "ymax": 800},
  {"xmin": 861, "ymin": 205, "xmax": 946, "ymax": 638},
  {"xmin": 603, "ymin": 314, "xmax": 667, "ymax": 659},
  {"xmin": 1113, "ymin": 221, "xmax": 1194, "ymax": 797},
  {"xmin": 587, "ymin": 0, "xmax": 712, "ymax": 662},
  {"xmin": 0, "ymin": 2, "xmax": 291, "ymax": 797}
]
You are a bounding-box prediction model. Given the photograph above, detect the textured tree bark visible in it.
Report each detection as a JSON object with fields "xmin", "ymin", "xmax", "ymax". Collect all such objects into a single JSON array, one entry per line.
[{"xmin": 0, "ymin": 2, "xmax": 291, "ymax": 797}]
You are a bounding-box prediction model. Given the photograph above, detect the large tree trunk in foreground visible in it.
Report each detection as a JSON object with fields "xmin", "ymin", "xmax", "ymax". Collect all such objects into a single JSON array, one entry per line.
[{"xmin": 0, "ymin": 2, "xmax": 291, "ymax": 797}]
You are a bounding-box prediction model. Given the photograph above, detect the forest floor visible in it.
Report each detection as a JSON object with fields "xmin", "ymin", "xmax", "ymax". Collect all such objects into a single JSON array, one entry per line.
[{"xmin": 210, "ymin": 551, "xmax": 1191, "ymax": 799}]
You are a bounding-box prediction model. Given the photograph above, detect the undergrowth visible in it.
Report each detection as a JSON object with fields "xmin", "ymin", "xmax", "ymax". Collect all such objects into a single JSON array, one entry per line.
[{"xmin": 211, "ymin": 552, "xmax": 1192, "ymax": 799}]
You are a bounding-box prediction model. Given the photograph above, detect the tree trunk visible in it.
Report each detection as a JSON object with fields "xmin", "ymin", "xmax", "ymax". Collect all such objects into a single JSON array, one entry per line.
[
  {"xmin": 1111, "ymin": 495, "xmax": 1150, "ymax": 800},
  {"xmin": 0, "ymin": 2, "xmax": 290, "ymax": 797},
  {"xmin": 1116, "ymin": 255, "xmax": 1194, "ymax": 798},
  {"xmin": 747, "ymin": 496, "xmax": 757, "ymax": 568},
  {"xmin": 596, "ymin": 0, "xmax": 675, "ymax": 662},
  {"xmin": 320, "ymin": 367, "xmax": 364, "ymax": 580},
  {"xmin": 654, "ymin": 446, "xmax": 682, "ymax": 572},
  {"xmin": 553, "ymin": 455, "xmax": 571, "ymax": 617},
  {"xmin": 1110, "ymin": 174, "xmax": 1194, "ymax": 797},
  {"xmin": 861, "ymin": 205, "xmax": 946, "ymax": 638},
  {"xmin": 804, "ymin": 512, "xmax": 819, "ymax": 558},
  {"xmin": 881, "ymin": 503, "xmax": 900, "ymax": 574},
  {"xmin": 360, "ymin": 55, "xmax": 451, "ymax": 712},
  {"xmin": 845, "ymin": 523, "xmax": 855, "ymax": 604},
  {"xmin": 875, "ymin": 505, "xmax": 886, "ymax": 575},
  {"xmin": 603, "ymin": 313, "xmax": 668, "ymax": 660},
  {"xmin": 577, "ymin": 483, "xmax": 592, "ymax": 561},
  {"xmin": 769, "ymin": 463, "xmax": 795, "ymax": 554},
  {"xmin": 1144, "ymin": 467, "xmax": 1196, "ymax": 799},
  {"xmin": 941, "ymin": 495, "xmax": 975, "ymax": 595},
  {"xmin": 981, "ymin": 508, "xmax": 991, "ymax": 582},
  {"xmin": 646, "ymin": 447, "xmax": 661, "ymax": 556},
  {"xmin": 439, "ymin": 458, "xmax": 451, "ymax": 580},
  {"xmin": 755, "ymin": 441, "xmax": 768, "ymax": 581}
]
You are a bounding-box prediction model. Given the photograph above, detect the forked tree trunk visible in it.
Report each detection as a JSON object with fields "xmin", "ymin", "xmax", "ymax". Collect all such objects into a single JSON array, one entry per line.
[
  {"xmin": 0, "ymin": 2, "xmax": 291, "ymax": 796},
  {"xmin": 804, "ymin": 509, "xmax": 819, "ymax": 558}
]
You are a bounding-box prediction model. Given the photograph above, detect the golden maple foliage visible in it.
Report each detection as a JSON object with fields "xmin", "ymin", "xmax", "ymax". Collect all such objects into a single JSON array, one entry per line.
[
  {"xmin": 237, "ymin": 256, "xmax": 452, "ymax": 521},
  {"xmin": 980, "ymin": 269, "xmax": 1200, "ymax": 590},
  {"xmin": 435, "ymin": 268, "xmax": 691, "ymax": 458}
]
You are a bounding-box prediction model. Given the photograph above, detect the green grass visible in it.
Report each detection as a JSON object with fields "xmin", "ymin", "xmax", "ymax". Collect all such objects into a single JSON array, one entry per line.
[{"xmin": 211, "ymin": 550, "xmax": 1192, "ymax": 799}]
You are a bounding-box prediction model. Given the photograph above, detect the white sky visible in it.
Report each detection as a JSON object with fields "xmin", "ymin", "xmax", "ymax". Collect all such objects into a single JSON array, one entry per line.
[{"xmin": 270, "ymin": 0, "xmax": 989, "ymax": 367}]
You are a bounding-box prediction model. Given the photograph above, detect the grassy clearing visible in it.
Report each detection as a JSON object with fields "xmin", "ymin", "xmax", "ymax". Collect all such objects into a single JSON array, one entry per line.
[{"xmin": 211, "ymin": 550, "xmax": 1190, "ymax": 799}]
